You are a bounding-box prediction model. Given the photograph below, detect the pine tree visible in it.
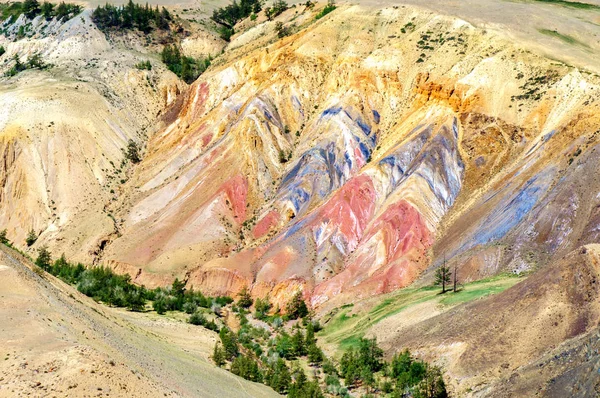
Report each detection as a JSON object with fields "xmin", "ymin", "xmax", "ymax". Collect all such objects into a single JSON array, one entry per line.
[
  {"xmin": 435, "ymin": 266, "xmax": 451, "ymax": 294},
  {"xmin": 212, "ymin": 342, "xmax": 225, "ymax": 367},
  {"xmin": 285, "ymin": 290, "xmax": 308, "ymax": 320},
  {"xmin": 35, "ymin": 246, "xmax": 52, "ymax": 271},
  {"xmin": 291, "ymin": 328, "xmax": 306, "ymax": 357},
  {"xmin": 41, "ymin": 2, "xmax": 54, "ymax": 20}
]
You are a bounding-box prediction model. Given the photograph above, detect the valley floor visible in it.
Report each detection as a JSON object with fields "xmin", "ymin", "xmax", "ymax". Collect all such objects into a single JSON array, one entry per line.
[{"xmin": 0, "ymin": 247, "xmax": 279, "ymax": 398}]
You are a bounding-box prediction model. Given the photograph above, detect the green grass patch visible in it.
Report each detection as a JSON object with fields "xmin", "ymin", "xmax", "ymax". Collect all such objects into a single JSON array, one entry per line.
[
  {"xmin": 538, "ymin": 28, "xmax": 589, "ymax": 48},
  {"xmin": 319, "ymin": 274, "xmax": 525, "ymax": 355},
  {"xmin": 531, "ymin": 0, "xmax": 600, "ymax": 10}
]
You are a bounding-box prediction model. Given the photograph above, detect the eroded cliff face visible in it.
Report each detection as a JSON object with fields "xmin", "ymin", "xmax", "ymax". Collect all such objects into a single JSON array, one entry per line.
[
  {"xmin": 0, "ymin": 10, "xmax": 184, "ymax": 261},
  {"xmin": 93, "ymin": 4, "xmax": 600, "ymax": 309}
]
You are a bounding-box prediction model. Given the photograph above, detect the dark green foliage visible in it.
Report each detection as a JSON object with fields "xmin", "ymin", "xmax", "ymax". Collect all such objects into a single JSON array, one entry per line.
[
  {"xmin": 264, "ymin": 0, "xmax": 288, "ymax": 20},
  {"xmin": 0, "ymin": 2, "xmax": 24, "ymax": 21},
  {"xmin": 219, "ymin": 326, "xmax": 240, "ymax": 360},
  {"xmin": 285, "ymin": 290, "xmax": 308, "ymax": 320},
  {"xmin": 237, "ymin": 285, "xmax": 253, "ymax": 308},
  {"xmin": 25, "ymin": 228, "xmax": 37, "ymax": 246},
  {"xmin": 0, "ymin": 46, "xmax": 5, "ymax": 57},
  {"xmin": 275, "ymin": 330, "xmax": 294, "ymax": 359},
  {"xmin": 92, "ymin": 0, "xmax": 171, "ymax": 33},
  {"xmin": 211, "ymin": 0, "xmax": 262, "ymax": 29},
  {"xmin": 254, "ymin": 295, "xmax": 272, "ymax": 320},
  {"xmin": 77, "ymin": 265, "xmax": 146, "ymax": 308},
  {"xmin": 55, "ymin": 2, "xmax": 81, "ymax": 21},
  {"xmin": 315, "ymin": 0, "xmax": 336, "ymax": 20},
  {"xmin": 15, "ymin": 0, "xmax": 79, "ymax": 20},
  {"xmin": 414, "ymin": 365, "xmax": 447, "ymax": 398},
  {"xmin": 125, "ymin": 139, "xmax": 141, "ymax": 163},
  {"xmin": 231, "ymin": 354, "xmax": 263, "ymax": 382},
  {"xmin": 22, "ymin": 0, "xmax": 40, "ymax": 19},
  {"xmin": 135, "ymin": 60, "xmax": 152, "ymax": 70},
  {"xmin": 27, "ymin": 53, "xmax": 45, "ymax": 69},
  {"xmin": 41, "ymin": 1, "xmax": 53, "ymax": 19},
  {"xmin": 274, "ymin": 21, "xmax": 292, "ymax": 38},
  {"xmin": 188, "ymin": 311, "xmax": 207, "ymax": 325},
  {"xmin": 5, "ymin": 53, "xmax": 49, "ymax": 77},
  {"xmin": 214, "ymin": 295, "xmax": 234, "ymax": 305},
  {"xmin": 189, "ymin": 310, "xmax": 219, "ymax": 330},
  {"xmin": 288, "ymin": 367, "xmax": 324, "ymax": 398},
  {"xmin": 217, "ymin": 25, "xmax": 234, "ymax": 41},
  {"xmin": 291, "ymin": 328, "xmax": 306, "ymax": 357},
  {"xmin": 50, "ymin": 254, "xmax": 85, "ymax": 284},
  {"xmin": 0, "ymin": 229, "xmax": 9, "ymax": 245},
  {"xmin": 212, "ymin": 342, "xmax": 226, "ymax": 367},
  {"xmin": 340, "ymin": 337, "xmax": 383, "ymax": 386},
  {"xmin": 35, "ymin": 245, "xmax": 52, "ymax": 270},
  {"xmin": 307, "ymin": 341, "xmax": 324, "ymax": 364},
  {"xmin": 265, "ymin": 358, "xmax": 291, "ymax": 393},
  {"xmin": 161, "ymin": 45, "xmax": 212, "ymax": 83}
]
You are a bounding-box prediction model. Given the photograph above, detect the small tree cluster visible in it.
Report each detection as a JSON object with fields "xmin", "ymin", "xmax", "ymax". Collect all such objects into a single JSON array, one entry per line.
[
  {"xmin": 124, "ymin": 139, "xmax": 141, "ymax": 163},
  {"xmin": 211, "ymin": 0, "xmax": 262, "ymax": 29},
  {"xmin": 92, "ymin": 0, "xmax": 171, "ymax": 33},
  {"xmin": 161, "ymin": 45, "xmax": 212, "ymax": 84},
  {"xmin": 285, "ymin": 290, "xmax": 308, "ymax": 320},
  {"xmin": 5, "ymin": 53, "xmax": 49, "ymax": 77},
  {"xmin": 264, "ymin": 0, "xmax": 288, "ymax": 21}
]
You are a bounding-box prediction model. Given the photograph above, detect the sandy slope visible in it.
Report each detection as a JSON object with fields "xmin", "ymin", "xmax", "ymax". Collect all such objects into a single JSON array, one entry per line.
[{"xmin": 0, "ymin": 246, "xmax": 280, "ymax": 397}]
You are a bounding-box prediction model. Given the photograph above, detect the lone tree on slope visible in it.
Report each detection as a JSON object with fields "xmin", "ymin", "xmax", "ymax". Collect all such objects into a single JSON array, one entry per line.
[{"xmin": 435, "ymin": 264, "xmax": 452, "ymax": 294}]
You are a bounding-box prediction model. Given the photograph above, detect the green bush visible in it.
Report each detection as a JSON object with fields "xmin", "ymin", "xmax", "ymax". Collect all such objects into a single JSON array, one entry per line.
[
  {"xmin": 0, "ymin": 46, "xmax": 5, "ymax": 57},
  {"xmin": 315, "ymin": 0, "xmax": 336, "ymax": 20},
  {"xmin": 25, "ymin": 228, "xmax": 37, "ymax": 246},
  {"xmin": 0, "ymin": 229, "xmax": 9, "ymax": 245},
  {"xmin": 135, "ymin": 60, "xmax": 152, "ymax": 70}
]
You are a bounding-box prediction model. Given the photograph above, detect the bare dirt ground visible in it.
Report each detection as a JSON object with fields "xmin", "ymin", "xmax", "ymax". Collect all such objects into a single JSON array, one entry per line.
[{"xmin": 0, "ymin": 246, "xmax": 280, "ymax": 397}]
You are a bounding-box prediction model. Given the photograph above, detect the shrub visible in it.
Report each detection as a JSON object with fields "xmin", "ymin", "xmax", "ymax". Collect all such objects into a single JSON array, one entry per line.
[
  {"xmin": 0, "ymin": 229, "xmax": 9, "ymax": 245},
  {"xmin": 135, "ymin": 60, "xmax": 152, "ymax": 70},
  {"xmin": 237, "ymin": 285, "xmax": 253, "ymax": 308},
  {"xmin": 0, "ymin": 46, "xmax": 5, "ymax": 57},
  {"xmin": 124, "ymin": 139, "xmax": 141, "ymax": 163},
  {"xmin": 274, "ymin": 21, "xmax": 293, "ymax": 38},
  {"xmin": 254, "ymin": 295, "xmax": 272, "ymax": 320},
  {"xmin": 26, "ymin": 228, "xmax": 38, "ymax": 246},
  {"xmin": 189, "ymin": 311, "xmax": 207, "ymax": 325},
  {"xmin": 265, "ymin": 0, "xmax": 287, "ymax": 20},
  {"xmin": 315, "ymin": 0, "xmax": 335, "ymax": 20}
]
